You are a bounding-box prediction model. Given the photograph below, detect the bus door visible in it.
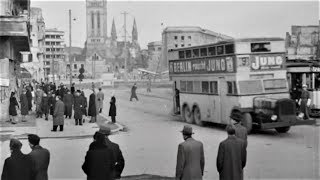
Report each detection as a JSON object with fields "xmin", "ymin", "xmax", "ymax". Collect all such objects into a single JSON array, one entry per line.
[{"xmin": 218, "ymin": 77, "xmax": 228, "ymax": 124}]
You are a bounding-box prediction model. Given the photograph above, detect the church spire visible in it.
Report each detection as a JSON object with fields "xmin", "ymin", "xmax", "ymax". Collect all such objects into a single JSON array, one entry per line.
[
  {"xmin": 132, "ymin": 18, "xmax": 138, "ymax": 42},
  {"xmin": 111, "ymin": 18, "xmax": 117, "ymax": 41}
]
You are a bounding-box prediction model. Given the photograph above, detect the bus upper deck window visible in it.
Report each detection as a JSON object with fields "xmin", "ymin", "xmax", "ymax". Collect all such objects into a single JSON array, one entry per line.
[
  {"xmin": 186, "ymin": 50, "xmax": 192, "ymax": 58},
  {"xmin": 251, "ymin": 42, "xmax": 271, "ymax": 52},
  {"xmin": 179, "ymin": 51, "xmax": 185, "ymax": 59},
  {"xmin": 200, "ymin": 48, "xmax": 207, "ymax": 57},
  {"xmin": 217, "ymin": 46, "xmax": 224, "ymax": 55},
  {"xmin": 208, "ymin": 47, "xmax": 216, "ymax": 56},
  {"xmin": 193, "ymin": 49, "xmax": 200, "ymax": 58},
  {"xmin": 225, "ymin": 44, "xmax": 234, "ymax": 54}
]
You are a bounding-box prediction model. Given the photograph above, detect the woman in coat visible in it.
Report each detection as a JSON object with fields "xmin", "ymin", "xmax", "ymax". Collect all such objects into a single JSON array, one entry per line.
[
  {"xmin": 109, "ymin": 95, "xmax": 116, "ymax": 123},
  {"xmin": 52, "ymin": 96, "xmax": 64, "ymax": 132},
  {"xmin": 81, "ymin": 91, "xmax": 88, "ymax": 123},
  {"xmin": 20, "ymin": 89, "xmax": 29, "ymax": 122},
  {"xmin": 88, "ymin": 89, "xmax": 97, "ymax": 123},
  {"xmin": 9, "ymin": 92, "xmax": 19, "ymax": 124},
  {"xmin": 26, "ymin": 87, "xmax": 32, "ymax": 111},
  {"xmin": 73, "ymin": 90, "xmax": 85, "ymax": 126},
  {"xmin": 63, "ymin": 90, "xmax": 73, "ymax": 119},
  {"xmin": 41, "ymin": 93, "xmax": 49, "ymax": 120}
]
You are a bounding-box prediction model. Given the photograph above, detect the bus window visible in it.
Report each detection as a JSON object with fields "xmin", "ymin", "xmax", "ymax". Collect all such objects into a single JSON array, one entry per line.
[
  {"xmin": 227, "ymin": 81, "xmax": 237, "ymax": 94},
  {"xmin": 208, "ymin": 47, "xmax": 216, "ymax": 56},
  {"xmin": 263, "ymin": 79, "xmax": 287, "ymax": 90},
  {"xmin": 238, "ymin": 80, "xmax": 263, "ymax": 94},
  {"xmin": 186, "ymin": 50, "xmax": 192, "ymax": 58},
  {"xmin": 200, "ymin": 48, "xmax": 207, "ymax": 57},
  {"xmin": 193, "ymin": 49, "xmax": 200, "ymax": 58},
  {"xmin": 202, "ymin": 81, "xmax": 209, "ymax": 93},
  {"xmin": 179, "ymin": 51, "xmax": 185, "ymax": 59},
  {"xmin": 187, "ymin": 81, "xmax": 193, "ymax": 92},
  {"xmin": 225, "ymin": 44, "xmax": 234, "ymax": 54},
  {"xmin": 217, "ymin": 46, "xmax": 224, "ymax": 55},
  {"xmin": 194, "ymin": 81, "xmax": 201, "ymax": 93},
  {"xmin": 180, "ymin": 81, "xmax": 187, "ymax": 92},
  {"xmin": 251, "ymin": 42, "xmax": 271, "ymax": 52},
  {"xmin": 209, "ymin": 81, "xmax": 218, "ymax": 94}
]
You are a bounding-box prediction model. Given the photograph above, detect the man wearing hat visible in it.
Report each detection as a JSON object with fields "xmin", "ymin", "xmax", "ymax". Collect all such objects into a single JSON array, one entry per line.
[
  {"xmin": 20, "ymin": 89, "xmax": 29, "ymax": 122},
  {"xmin": 176, "ymin": 125, "xmax": 205, "ymax": 180},
  {"xmin": 230, "ymin": 113, "xmax": 248, "ymax": 148},
  {"xmin": 74, "ymin": 90, "xmax": 85, "ymax": 125},
  {"xmin": 298, "ymin": 84, "xmax": 311, "ymax": 119}
]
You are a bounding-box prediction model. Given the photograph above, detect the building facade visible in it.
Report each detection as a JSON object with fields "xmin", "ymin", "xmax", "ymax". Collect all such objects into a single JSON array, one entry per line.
[
  {"xmin": 65, "ymin": 47, "xmax": 86, "ymax": 79},
  {"xmin": 147, "ymin": 41, "xmax": 162, "ymax": 72},
  {"xmin": 44, "ymin": 28, "xmax": 66, "ymax": 81},
  {"xmin": 162, "ymin": 26, "xmax": 233, "ymax": 69},
  {"xmin": 0, "ymin": 0, "xmax": 31, "ymax": 120}
]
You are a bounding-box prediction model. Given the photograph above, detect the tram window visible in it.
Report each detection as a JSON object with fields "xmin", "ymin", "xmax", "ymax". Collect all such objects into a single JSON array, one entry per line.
[
  {"xmin": 193, "ymin": 49, "xmax": 200, "ymax": 58},
  {"xmin": 194, "ymin": 81, "xmax": 201, "ymax": 93},
  {"xmin": 225, "ymin": 44, "xmax": 234, "ymax": 54},
  {"xmin": 209, "ymin": 81, "xmax": 218, "ymax": 94},
  {"xmin": 264, "ymin": 79, "xmax": 287, "ymax": 90},
  {"xmin": 251, "ymin": 42, "xmax": 271, "ymax": 52},
  {"xmin": 227, "ymin": 81, "xmax": 237, "ymax": 94},
  {"xmin": 179, "ymin": 51, "xmax": 185, "ymax": 59},
  {"xmin": 208, "ymin": 47, "xmax": 216, "ymax": 56},
  {"xmin": 187, "ymin": 81, "xmax": 193, "ymax": 92},
  {"xmin": 202, "ymin": 81, "xmax": 209, "ymax": 93},
  {"xmin": 186, "ymin": 50, "xmax": 192, "ymax": 58},
  {"xmin": 180, "ymin": 81, "xmax": 187, "ymax": 92},
  {"xmin": 200, "ymin": 48, "xmax": 207, "ymax": 57},
  {"xmin": 217, "ymin": 46, "xmax": 224, "ymax": 55}
]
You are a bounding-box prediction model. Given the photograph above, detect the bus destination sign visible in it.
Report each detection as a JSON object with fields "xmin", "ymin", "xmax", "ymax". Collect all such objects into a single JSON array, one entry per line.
[
  {"xmin": 250, "ymin": 54, "xmax": 284, "ymax": 71},
  {"xmin": 169, "ymin": 56, "xmax": 235, "ymax": 74}
]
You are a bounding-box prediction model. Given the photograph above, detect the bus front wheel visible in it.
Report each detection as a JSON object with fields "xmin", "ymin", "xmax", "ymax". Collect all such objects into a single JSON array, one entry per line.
[
  {"xmin": 275, "ymin": 126, "xmax": 291, "ymax": 133},
  {"xmin": 182, "ymin": 106, "xmax": 193, "ymax": 124},
  {"xmin": 193, "ymin": 106, "xmax": 203, "ymax": 126},
  {"xmin": 242, "ymin": 113, "xmax": 253, "ymax": 134}
]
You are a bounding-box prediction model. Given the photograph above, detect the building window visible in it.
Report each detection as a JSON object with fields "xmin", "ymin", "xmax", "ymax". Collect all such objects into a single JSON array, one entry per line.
[
  {"xmin": 192, "ymin": 49, "xmax": 199, "ymax": 58},
  {"xmin": 186, "ymin": 50, "xmax": 192, "ymax": 58},
  {"xmin": 175, "ymin": 44, "xmax": 178, "ymax": 48},
  {"xmin": 200, "ymin": 48, "xmax": 207, "ymax": 57},
  {"xmin": 181, "ymin": 36, "xmax": 184, "ymax": 40},
  {"xmin": 251, "ymin": 42, "xmax": 271, "ymax": 52},
  {"xmin": 180, "ymin": 81, "xmax": 186, "ymax": 92},
  {"xmin": 179, "ymin": 51, "xmax": 185, "ymax": 59},
  {"xmin": 46, "ymin": 55, "xmax": 50, "ymax": 58},
  {"xmin": 46, "ymin": 48, "xmax": 50, "ymax": 51},
  {"xmin": 217, "ymin": 46, "xmax": 224, "ymax": 55},
  {"xmin": 188, "ymin": 36, "xmax": 191, "ymax": 40},
  {"xmin": 193, "ymin": 81, "xmax": 201, "ymax": 93},
  {"xmin": 208, "ymin": 46, "xmax": 216, "ymax": 56},
  {"xmin": 202, "ymin": 81, "xmax": 209, "ymax": 93},
  {"xmin": 45, "ymin": 42, "xmax": 50, "ymax": 45},
  {"xmin": 210, "ymin": 81, "xmax": 218, "ymax": 94},
  {"xmin": 74, "ymin": 64, "xmax": 77, "ymax": 69},
  {"xmin": 174, "ymin": 36, "xmax": 178, "ymax": 40},
  {"xmin": 181, "ymin": 44, "xmax": 184, "ymax": 47},
  {"xmin": 186, "ymin": 81, "xmax": 193, "ymax": 92},
  {"xmin": 227, "ymin": 81, "xmax": 237, "ymax": 94},
  {"xmin": 225, "ymin": 44, "xmax": 234, "ymax": 54}
]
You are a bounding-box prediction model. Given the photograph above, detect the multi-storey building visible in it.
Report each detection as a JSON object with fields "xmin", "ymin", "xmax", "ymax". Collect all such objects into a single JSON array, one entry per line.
[
  {"xmin": 147, "ymin": 41, "xmax": 162, "ymax": 72},
  {"xmin": 44, "ymin": 28, "xmax": 66, "ymax": 81},
  {"xmin": 162, "ymin": 26, "xmax": 233, "ymax": 69},
  {"xmin": 0, "ymin": 0, "xmax": 31, "ymax": 120}
]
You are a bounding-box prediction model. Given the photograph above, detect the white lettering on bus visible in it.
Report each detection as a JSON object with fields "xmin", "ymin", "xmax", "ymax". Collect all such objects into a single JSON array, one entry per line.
[{"xmin": 251, "ymin": 55, "xmax": 283, "ymax": 70}]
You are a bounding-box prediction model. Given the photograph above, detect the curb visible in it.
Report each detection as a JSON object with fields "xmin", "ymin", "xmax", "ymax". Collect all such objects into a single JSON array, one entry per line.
[
  {"xmin": 136, "ymin": 92, "xmax": 172, "ymax": 100},
  {"xmin": 99, "ymin": 113, "xmax": 124, "ymax": 133}
]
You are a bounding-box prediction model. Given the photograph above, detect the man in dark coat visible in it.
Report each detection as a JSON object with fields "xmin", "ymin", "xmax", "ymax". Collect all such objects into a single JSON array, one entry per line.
[
  {"xmin": 26, "ymin": 87, "xmax": 33, "ymax": 111},
  {"xmin": 230, "ymin": 114, "xmax": 248, "ymax": 149},
  {"xmin": 9, "ymin": 92, "xmax": 19, "ymax": 124},
  {"xmin": 74, "ymin": 90, "xmax": 85, "ymax": 126},
  {"xmin": 42, "ymin": 93, "xmax": 50, "ymax": 120},
  {"xmin": 28, "ymin": 134, "xmax": 50, "ymax": 180},
  {"xmin": 82, "ymin": 129, "xmax": 115, "ymax": 180},
  {"xmin": 217, "ymin": 125, "xmax": 247, "ymax": 180},
  {"xmin": 48, "ymin": 92, "xmax": 56, "ymax": 118},
  {"xmin": 109, "ymin": 95, "xmax": 116, "ymax": 123},
  {"xmin": 71, "ymin": 83, "xmax": 75, "ymax": 95},
  {"xmin": 63, "ymin": 90, "xmax": 73, "ymax": 119},
  {"xmin": 176, "ymin": 125, "xmax": 205, "ymax": 180},
  {"xmin": 1, "ymin": 139, "xmax": 35, "ymax": 180},
  {"xmin": 129, "ymin": 83, "xmax": 138, "ymax": 101},
  {"xmin": 20, "ymin": 89, "xmax": 29, "ymax": 122},
  {"xmin": 175, "ymin": 88, "xmax": 180, "ymax": 114},
  {"xmin": 81, "ymin": 91, "xmax": 88, "ymax": 123},
  {"xmin": 88, "ymin": 89, "xmax": 97, "ymax": 123},
  {"xmin": 52, "ymin": 96, "xmax": 65, "ymax": 132},
  {"xmin": 35, "ymin": 87, "xmax": 44, "ymax": 118}
]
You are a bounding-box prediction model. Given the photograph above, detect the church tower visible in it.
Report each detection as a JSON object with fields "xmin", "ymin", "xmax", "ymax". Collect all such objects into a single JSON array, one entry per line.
[
  {"xmin": 132, "ymin": 18, "xmax": 138, "ymax": 43},
  {"xmin": 111, "ymin": 18, "xmax": 117, "ymax": 41},
  {"xmin": 86, "ymin": 0, "xmax": 107, "ymax": 45}
]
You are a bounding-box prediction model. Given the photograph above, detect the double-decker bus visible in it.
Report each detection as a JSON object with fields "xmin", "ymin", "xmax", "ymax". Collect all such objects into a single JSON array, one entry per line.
[{"xmin": 168, "ymin": 38, "xmax": 315, "ymax": 133}]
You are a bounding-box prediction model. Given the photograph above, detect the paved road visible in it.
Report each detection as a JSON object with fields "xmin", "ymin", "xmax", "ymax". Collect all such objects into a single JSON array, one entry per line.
[{"xmin": 1, "ymin": 88, "xmax": 319, "ymax": 179}]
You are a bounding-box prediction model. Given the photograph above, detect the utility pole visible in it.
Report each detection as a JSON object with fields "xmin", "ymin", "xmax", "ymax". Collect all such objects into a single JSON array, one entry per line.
[
  {"xmin": 51, "ymin": 45, "xmax": 55, "ymax": 84},
  {"xmin": 121, "ymin": 11, "xmax": 128, "ymax": 78},
  {"xmin": 69, "ymin": 9, "xmax": 72, "ymax": 88}
]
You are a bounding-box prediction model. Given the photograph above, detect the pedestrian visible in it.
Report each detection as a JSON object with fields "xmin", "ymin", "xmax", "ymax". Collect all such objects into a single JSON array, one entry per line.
[
  {"xmin": 147, "ymin": 77, "xmax": 151, "ymax": 92},
  {"xmin": 82, "ymin": 130, "xmax": 115, "ymax": 180},
  {"xmin": 175, "ymin": 88, "xmax": 180, "ymax": 114},
  {"xmin": 1, "ymin": 139, "xmax": 35, "ymax": 180},
  {"xmin": 41, "ymin": 93, "xmax": 50, "ymax": 120},
  {"xmin": 52, "ymin": 95, "xmax": 65, "ymax": 132},
  {"xmin": 216, "ymin": 125, "xmax": 247, "ymax": 180},
  {"xmin": 9, "ymin": 92, "xmax": 19, "ymax": 124},
  {"xmin": 74, "ymin": 90, "xmax": 85, "ymax": 126},
  {"xmin": 35, "ymin": 87, "xmax": 44, "ymax": 118},
  {"xmin": 88, "ymin": 89, "xmax": 97, "ymax": 123},
  {"xmin": 71, "ymin": 83, "xmax": 75, "ymax": 95},
  {"xmin": 81, "ymin": 91, "xmax": 88, "ymax": 123},
  {"xmin": 20, "ymin": 89, "xmax": 29, "ymax": 122},
  {"xmin": 230, "ymin": 114, "xmax": 248, "ymax": 148},
  {"xmin": 63, "ymin": 90, "xmax": 73, "ymax": 119},
  {"xmin": 26, "ymin": 86, "xmax": 33, "ymax": 111},
  {"xmin": 109, "ymin": 92, "xmax": 117, "ymax": 123},
  {"xmin": 298, "ymin": 84, "xmax": 311, "ymax": 119},
  {"xmin": 176, "ymin": 125, "xmax": 205, "ymax": 180},
  {"xmin": 48, "ymin": 92, "xmax": 56, "ymax": 119},
  {"xmin": 97, "ymin": 88, "xmax": 105, "ymax": 113},
  {"xmin": 130, "ymin": 83, "xmax": 138, "ymax": 101},
  {"xmin": 27, "ymin": 134, "xmax": 50, "ymax": 180}
]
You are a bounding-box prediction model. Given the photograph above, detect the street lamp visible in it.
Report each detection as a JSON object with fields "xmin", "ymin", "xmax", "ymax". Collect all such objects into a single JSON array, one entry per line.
[{"xmin": 69, "ymin": 9, "xmax": 77, "ymax": 88}]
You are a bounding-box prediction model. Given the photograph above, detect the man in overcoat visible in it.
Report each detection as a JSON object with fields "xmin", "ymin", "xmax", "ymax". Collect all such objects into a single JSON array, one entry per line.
[
  {"xmin": 97, "ymin": 88, "xmax": 104, "ymax": 113},
  {"xmin": 20, "ymin": 89, "xmax": 29, "ymax": 122},
  {"xmin": 74, "ymin": 90, "xmax": 85, "ymax": 125},
  {"xmin": 176, "ymin": 125, "xmax": 205, "ymax": 180},
  {"xmin": 42, "ymin": 93, "xmax": 50, "ymax": 120},
  {"xmin": 109, "ymin": 95, "xmax": 117, "ymax": 123},
  {"xmin": 230, "ymin": 114, "xmax": 248, "ymax": 148},
  {"xmin": 216, "ymin": 125, "xmax": 247, "ymax": 180},
  {"xmin": 26, "ymin": 86, "xmax": 33, "ymax": 111},
  {"xmin": 48, "ymin": 92, "xmax": 56, "ymax": 119},
  {"xmin": 130, "ymin": 83, "xmax": 138, "ymax": 101},
  {"xmin": 35, "ymin": 87, "xmax": 44, "ymax": 118},
  {"xmin": 28, "ymin": 134, "xmax": 50, "ymax": 180},
  {"xmin": 88, "ymin": 89, "xmax": 97, "ymax": 123},
  {"xmin": 63, "ymin": 90, "xmax": 73, "ymax": 119},
  {"xmin": 52, "ymin": 95, "xmax": 65, "ymax": 131}
]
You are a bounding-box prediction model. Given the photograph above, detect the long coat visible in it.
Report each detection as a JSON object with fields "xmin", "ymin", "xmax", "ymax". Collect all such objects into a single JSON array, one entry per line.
[
  {"xmin": 96, "ymin": 91, "xmax": 104, "ymax": 110},
  {"xmin": 41, "ymin": 96, "xmax": 49, "ymax": 114},
  {"xmin": 109, "ymin": 96, "xmax": 116, "ymax": 117},
  {"xmin": 35, "ymin": 89, "xmax": 44, "ymax": 113},
  {"xmin": 216, "ymin": 136, "xmax": 247, "ymax": 180},
  {"xmin": 74, "ymin": 95, "xmax": 85, "ymax": 119},
  {"xmin": 9, "ymin": 96, "xmax": 19, "ymax": 116},
  {"xmin": 105, "ymin": 138, "xmax": 125, "ymax": 179},
  {"xmin": 20, "ymin": 93, "xmax": 29, "ymax": 115},
  {"xmin": 28, "ymin": 145, "xmax": 50, "ymax": 180},
  {"xmin": 1, "ymin": 151, "xmax": 35, "ymax": 180},
  {"xmin": 26, "ymin": 89, "xmax": 32, "ymax": 110},
  {"xmin": 63, "ymin": 94, "xmax": 73, "ymax": 116},
  {"xmin": 48, "ymin": 96, "xmax": 56, "ymax": 116},
  {"xmin": 299, "ymin": 90, "xmax": 310, "ymax": 119},
  {"xmin": 234, "ymin": 123, "xmax": 248, "ymax": 148},
  {"xmin": 176, "ymin": 137, "xmax": 205, "ymax": 180},
  {"xmin": 88, "ymin": 93, "xmax": 97, "ymax": 117},
  {"xmin": 53, "ymin": 100, "xmax": 65, "ymax": 126},
  {"xmin": 81, "ymin": 95, "xmax": 88, "ymax": 116}
]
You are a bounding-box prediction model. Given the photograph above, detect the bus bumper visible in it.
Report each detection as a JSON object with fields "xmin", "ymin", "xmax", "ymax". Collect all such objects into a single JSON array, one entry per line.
[{"xmin": 260, "ymin": 118, "xmax": 316, "ymax": 129}]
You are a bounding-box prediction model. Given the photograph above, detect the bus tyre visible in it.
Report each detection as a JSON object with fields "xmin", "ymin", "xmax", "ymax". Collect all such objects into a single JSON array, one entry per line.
[
  {"xmin": 193, "ymin": 106, "xmax": 203, "ymax": 126},
  {"xmin": 242, "ymin": 113, "xmax": 253, "ymax": 134},
  {"xmin": 182, "ymin": 106, "xmax": 193, "ymax": 124},
  {"xmin": 275, "ymin": 126, "xmax": 291, "ymax": 133}
]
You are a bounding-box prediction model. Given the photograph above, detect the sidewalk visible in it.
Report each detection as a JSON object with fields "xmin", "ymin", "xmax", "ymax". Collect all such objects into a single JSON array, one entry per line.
[
  {"xmin": 135, "ymin": 88, "xmax": 173, "ymax": 100},
  {"xmin": 0, "ymin": 113, "xmax": 123, "ymax": 141}
]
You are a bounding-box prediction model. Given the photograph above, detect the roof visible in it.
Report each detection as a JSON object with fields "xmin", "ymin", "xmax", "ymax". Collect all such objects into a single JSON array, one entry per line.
[{"xmin": 147, "ymin": 41, "xmax": 162, "ymax": 46}]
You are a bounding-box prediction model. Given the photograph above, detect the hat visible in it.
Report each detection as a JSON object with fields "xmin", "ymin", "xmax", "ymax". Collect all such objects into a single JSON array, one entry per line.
[
  {"xmin": 230, "ymin": 111, "xmax": 242, "ymax": 122},
  {"xmin": 180, "ymin": 125, "xmax": 194, "ymax": 135},
  {"xmin": 10, "ymin": 139, "xmax": 22, "ymax": 150},
  {"xmin": 98, "ymin": 125, "xmax": 111, "ymax": 135},
  {"xmin": 302, "ymin": 84, "xmax": 307, "ymax": 88}
]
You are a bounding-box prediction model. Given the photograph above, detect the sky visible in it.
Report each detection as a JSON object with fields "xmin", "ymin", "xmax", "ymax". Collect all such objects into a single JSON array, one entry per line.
[{"xmin": 31, "ymin": 0, "xmax": 319, "ymax": 49}]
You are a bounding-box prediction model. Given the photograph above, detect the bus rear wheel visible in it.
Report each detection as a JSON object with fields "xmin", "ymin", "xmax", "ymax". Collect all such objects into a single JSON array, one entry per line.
[
  {"xmin": 193, "ymin": 106, "xmax": 203, "ymax": 126},
  {"xmin": 242, "ymin": 113, "xmax": 253, "ymax": 134},
  {"xmin": 182, "ymin": 105, "xmax": 193, "ymax": 124},
  {"xmin": 275, "ymin": 126, "xmax": 291, "ymax": 133}
]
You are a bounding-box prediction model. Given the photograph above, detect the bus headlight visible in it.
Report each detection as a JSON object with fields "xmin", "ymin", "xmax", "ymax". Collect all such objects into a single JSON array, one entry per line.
[{"xmin": 271, "ymin": 115, "xmax": 277, "ymax": 121}]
